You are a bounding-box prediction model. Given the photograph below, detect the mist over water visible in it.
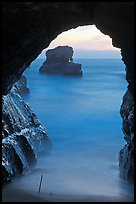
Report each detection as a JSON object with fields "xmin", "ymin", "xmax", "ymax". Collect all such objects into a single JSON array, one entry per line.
[{"xmin": 4, "ymin": 58, "xmax": 134, "ymax": 201}]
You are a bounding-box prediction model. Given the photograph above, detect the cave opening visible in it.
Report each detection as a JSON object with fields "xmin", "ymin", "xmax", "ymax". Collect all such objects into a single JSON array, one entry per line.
[
  {"xmin": 4, "ymin": 25, "xmax": 133, "ymax": 201},
  {"xmin": 2, "ymin": 2, "xmax": 134, "ymax": 202}
]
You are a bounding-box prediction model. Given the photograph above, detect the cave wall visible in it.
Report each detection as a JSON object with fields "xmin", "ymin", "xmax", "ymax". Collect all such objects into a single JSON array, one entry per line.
[
  {"xmin": 2, "ymin": 2, "xmax": 133, "ymax": 95},
  {"xmin": 93, "ymin": 2, "xmax": 134, "ymax": 93},
  {"xmin": 2, "ymin": 85, "xmax": 51, "ymax": 184},
  {"xmin": 2, "ymin": 2, "xmax": 134, "ymax": 182}
]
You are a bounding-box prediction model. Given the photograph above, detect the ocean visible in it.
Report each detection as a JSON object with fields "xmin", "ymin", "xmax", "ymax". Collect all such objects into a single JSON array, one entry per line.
[{"xmin": 3, "ymin": 58, "xmax": 134, "ymax": 201}]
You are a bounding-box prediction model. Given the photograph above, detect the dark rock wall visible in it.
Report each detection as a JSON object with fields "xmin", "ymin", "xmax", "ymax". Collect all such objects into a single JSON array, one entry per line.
[
  {"xmin": 2, "ymin": 2, "xmax": 134, "ymax": 182},
  {"xmin": 119, "ymin": 90, "xmax": 134, "ymax": 182},
  {"xmin": 93, "ymin": 2, "xmax": 134, "ymax": 93},
  {"xmin": 2, "ymin": 2, "xmax": 134, "ymax": 95},
  {"xmin": 93, "ymin": 3, "xmax": 134, "ymax": 182},
  {"xmin": 14, "ymin": 75, "xmax": 30, "ymax": 96},
  {"xmin": 2, "ymin": 2, "xmax": 96, "ymax": 95},
  {"xmin": 2, "ymin": 86, "xmax": 51, "ymax": 184}
]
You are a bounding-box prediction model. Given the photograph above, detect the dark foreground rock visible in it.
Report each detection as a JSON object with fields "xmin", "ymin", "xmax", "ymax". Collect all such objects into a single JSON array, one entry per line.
[
  {"xmin": 14, "ymin": 75, "xmax": 30, "ymax": 96},
  {"xmin": 119, "ymin": 90, "xmax": 134, "ymax": 182},
  {"xmin": 2, "ymin": 86, "xmax": 51, "ymax": 184},
  {"xmin": 39, "ymin": 46, "xmax": 82, "ymax": 76}
]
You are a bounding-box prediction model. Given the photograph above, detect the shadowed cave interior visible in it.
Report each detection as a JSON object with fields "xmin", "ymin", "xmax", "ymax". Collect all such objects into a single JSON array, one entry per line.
[{"xmin": 2, "ymin": 2, "xmax": 134, "ymax": 202}]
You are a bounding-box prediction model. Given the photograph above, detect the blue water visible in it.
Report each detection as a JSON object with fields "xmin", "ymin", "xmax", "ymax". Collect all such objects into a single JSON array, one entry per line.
[{"xmin": 7, "ymin": 58, "xmax": 134, "ymax": 200}]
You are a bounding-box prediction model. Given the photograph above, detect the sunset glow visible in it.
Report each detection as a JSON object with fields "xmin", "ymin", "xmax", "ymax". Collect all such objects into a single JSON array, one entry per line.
[{"xmin": 40, "ymin": 25, "xmax": 121, "ymax": 59}]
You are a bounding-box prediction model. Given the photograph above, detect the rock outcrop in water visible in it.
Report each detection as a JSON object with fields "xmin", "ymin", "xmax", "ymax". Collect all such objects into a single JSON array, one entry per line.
[
  {"xmin": 14, "ymin": 75, "xmax": 30, "ymax": 97},
  {"xmin": 39, "ymin": 46, "xmax": 82, "ymax": 76},
  {"xmin": 2, "ymin": 86, "xmax": 51, "ymax": 184}
]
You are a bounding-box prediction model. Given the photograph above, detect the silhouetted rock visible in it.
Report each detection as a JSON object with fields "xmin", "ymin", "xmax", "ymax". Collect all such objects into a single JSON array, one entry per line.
[
  {"xmin": 14, "ymin": 75, "xmax": 30, "ymax": 96},
  {"xmin": 39, "ymin": 46, "xmax": 82, "ymax": 76},
  {"xmin": 119, "ymin": 90, "xmax": 134, "ymax": 182}
]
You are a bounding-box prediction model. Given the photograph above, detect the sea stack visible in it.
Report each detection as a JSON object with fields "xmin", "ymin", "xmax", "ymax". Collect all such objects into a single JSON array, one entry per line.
[{"xmin": 39, "ymin": 46, "xmax": 82, "ymax": 76}]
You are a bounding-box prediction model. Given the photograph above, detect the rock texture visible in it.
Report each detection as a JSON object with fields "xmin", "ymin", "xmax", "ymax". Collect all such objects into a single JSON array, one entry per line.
[
  {"xmin": 2, "ymin": 2, "xmax": 134, "ymax": 182},
  {"xmin": 39, "ymin": 46, "xmax": 82, "ymax": 76},
  {"xmin": 2, "ymin": 86, "xmax": 51, "ymax": 184},
  {"xmin": 119, "ymin": 90, "xmax": 134, "ymax": 182},
  {"xmin": 14, "ymin": 75, "xmax": 30, "ymax": 96}
]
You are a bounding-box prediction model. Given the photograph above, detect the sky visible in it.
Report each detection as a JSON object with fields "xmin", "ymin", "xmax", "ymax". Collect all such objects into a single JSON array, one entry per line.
[{"xmin": 38, "ymin": 25, "xmax": 121, "ymax": 59}]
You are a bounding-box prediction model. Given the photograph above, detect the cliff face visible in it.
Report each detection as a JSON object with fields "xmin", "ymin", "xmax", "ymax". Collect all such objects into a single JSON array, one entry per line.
[
  {"xmin": 119, "ymin": 90, "xmax": 134, "ymax": 182},
  {"xmin": 2, "ymin": 2, "xmax": 134, "ymax": 182},
  {"xmin": 14, "ymin": 75, "xmax": 30, "ymax": 96},
  {"xmin": 2, "ymin": 86, "xmax": 51, "ymax": 184}
]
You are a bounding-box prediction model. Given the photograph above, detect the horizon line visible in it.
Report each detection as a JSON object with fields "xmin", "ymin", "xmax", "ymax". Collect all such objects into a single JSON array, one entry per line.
[{"xmin": 37, "ymin": 57, "xmax": 121, "ymax": 60}]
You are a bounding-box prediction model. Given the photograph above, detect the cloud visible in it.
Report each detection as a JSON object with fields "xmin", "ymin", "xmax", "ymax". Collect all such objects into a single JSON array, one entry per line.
[{"xmin": 39, "ymin": 25, "xmax": 121, "ymax": 59}]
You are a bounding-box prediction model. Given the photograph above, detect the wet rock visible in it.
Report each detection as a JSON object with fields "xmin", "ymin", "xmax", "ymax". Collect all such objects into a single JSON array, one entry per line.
[
  {"xmin": 119, "ymin": 144, "xmax": 134, "ymax": 182},
  {"xmin": 14, "ymin": 75, "xmax": 30, "ymax": 96},
  {"xmin": 39, "ymin": 46, "xmax": 82, "ymax": 76},
  {"xmin": 2, "ymin": 143, "xmax": 23, "ymax": 184},
  {"xmin": 15, "ymin": 135, "xmax": 37, "ymax": 166},
  {"xmin": 119, "ymin": 90, "xmax": 134, "ymax": 182},
  {"xmin": 2, "ymin": 87, "xmax": 51, "ymax": 184}
]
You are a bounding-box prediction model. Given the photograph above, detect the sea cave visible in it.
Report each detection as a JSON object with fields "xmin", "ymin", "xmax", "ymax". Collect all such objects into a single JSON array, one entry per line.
[{"xmin": 2, "ymin": 2, "xmax": 134, "ymax": 202}]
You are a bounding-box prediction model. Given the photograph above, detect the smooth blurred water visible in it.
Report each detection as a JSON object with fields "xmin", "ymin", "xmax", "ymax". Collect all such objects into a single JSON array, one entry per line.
[{"xmin": 6, "ymin": 58, "xmax": 134, "ymax": 200}]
